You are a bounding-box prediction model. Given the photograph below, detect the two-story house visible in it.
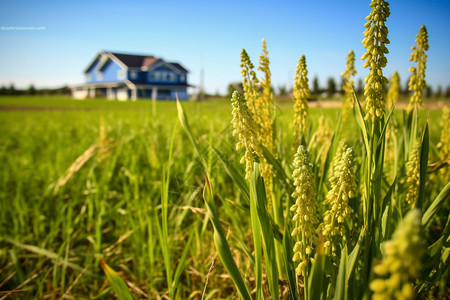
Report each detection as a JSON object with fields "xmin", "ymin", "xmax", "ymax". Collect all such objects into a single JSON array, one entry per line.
[{"xmin": 72, "ymin": 51, "xmax": 189, "ymax": 100}]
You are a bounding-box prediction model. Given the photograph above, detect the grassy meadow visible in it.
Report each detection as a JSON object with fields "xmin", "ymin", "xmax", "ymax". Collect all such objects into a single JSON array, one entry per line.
[{"xmin": 0, "ymin": 94, "xmax": 448, "ymax": 299}]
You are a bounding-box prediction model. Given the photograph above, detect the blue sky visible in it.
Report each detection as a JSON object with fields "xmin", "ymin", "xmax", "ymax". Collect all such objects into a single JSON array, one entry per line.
[{"xmin": 0, "ymin": 0, "xmax": 449, "ymax": 95}]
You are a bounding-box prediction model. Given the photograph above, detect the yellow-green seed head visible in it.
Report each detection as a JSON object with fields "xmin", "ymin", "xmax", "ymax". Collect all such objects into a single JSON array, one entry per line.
[
  {"xmin": 384, "ymin": 120, "xmax": 397, "ymax": 181},
  {"xmin": 341, "ymin": 50, "xmax": 357, "ymax": 123},
  {"xmin": 290, "ymin": 145, "xmax": 318, "ymax": 276},
  {"xmin": 408, "ymin": 25, "xmax": 429, "ymax": 109},
  {"xmin": 240, "ymin": 49, "xmax": 259, "ymax": 112},
  {"xmin": 405, "ymin": 141, "xmax": 421, "ymax": 206},
  {"xmin": 241, "ymin": 41, "xmax": 276, "ymax": 196},
  {"xmin": 231, "ymin": 91, "xmax": 263, "ymax": 180},
  {"xmin": 361, "ymin": 0, "xmax": 390, "ymax": 122},
  {"xmin": 318, "ymin": 146, "xmax": 356, "ymax": 255},
  {"xmin": 387, "ymin": 71, "xmax": 400, "ymax": 107},
  {"xmin": 256, "ymin": 39, "xmax": 276, "ymax": 187},
  {"xmin": 437, "ymin": 106, "xmax": 450, "ymax": 182},
  {"xmin": 370, "ymin": 209, "xmax": 424, "ymax": 300},
  {"xmin": 293, "ymin": 55, "xmax": 310, "ymax": 141}
]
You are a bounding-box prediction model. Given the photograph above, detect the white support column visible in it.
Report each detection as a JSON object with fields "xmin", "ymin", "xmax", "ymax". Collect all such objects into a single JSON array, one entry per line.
[
  {"xmin": 107, "ymin": 87, "xmax": 113, "ymax": 100},
  {"xmin": 131, "ymin": 88, "xmax": 137, "ymax": 101},
  {"xmin": 152, "ymin": 87, "xmax": 158, "ymax": 101},
  {"xmin": 89, "ymin": 88, "xmax": 95, "ymax": 98}
]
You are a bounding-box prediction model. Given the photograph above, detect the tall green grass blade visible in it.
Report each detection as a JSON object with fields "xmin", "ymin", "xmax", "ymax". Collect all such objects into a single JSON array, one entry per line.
[
  {"xmin": 422, "ymin": 181, "xmax": 450, "ymax": 227},
  {"xmin": 177, "ymin": 99, "xmax": 208, "ymax": 171},
  {"xmin": 202, "ymin": 175, "xmax": 252, "ymax": 300},
  {"xmin": 100, "ymin": 259, "xmax": 135, "ymax": 300},
  {"xmin": 250, "ymin": 163, "xmax": 279, "ymax": 299},
  {"xmin": 377, "ymin": 104, "xmax": 395, "ymax": 149},
  {"xmin": 282, "ymin": 206, "xmax": 298, "ymax": 300},
  {"xmin": 381, "ymin": 176, "xmax": 396, "ymax": 240},
  {"xmin": 334, "ymin": 245, "xmax": 348, "ymax": 300},
  {"xmin": 402, "ymin": 109, "xmax": 412, "ymax": 160},
  {"xmin": 318, "ymin": 131, "xmax": 337, "ymax": 197},
  {"xmin": 427, "ymin": 214, "xmax": 450, "ymax": 258},
  {"xmin": 261, "ymin": 144, "xmax": 293, "ymax": 195},
  {"xmin": 171, "ymin": 227, "xmax": 195, "ymax": 295},
  {"xmin": 309, "ymin": 252, "xmax": 327, "ymax": 300},
  {"xmin": 177, "ymin": 100, "xmax": 200, "ymax": 158},
  {"xmin": 409, "ymin": 105, "xmax": 419, "ymax": 156},
  {"xmin": 159, "ymin": 121, "xmax": 178, "ymax": 296},
  {"xmin": 6, "ymin": 239, "xmax": 98, "ymax": 278},
  {"xmin": 416, "ymin": 121, "xmax": 429, "ymax": 211},
  {"xmin": 352, "ymin": 92, "xmax": 369, "ymax": 152},
  {"xmin": 250, "ymin": 183, "xmax": 263, "ymax": 299},
  {"xmin": 212, "ymin": 147, "xmax": 250, "ymax": 202},
  {"xmin": 347, "ymin": 229, "xmax": 364, "ymax": 282},
  {"xmin": 419, "ymin": 214, "xmax": 450, "ymax": 294}
]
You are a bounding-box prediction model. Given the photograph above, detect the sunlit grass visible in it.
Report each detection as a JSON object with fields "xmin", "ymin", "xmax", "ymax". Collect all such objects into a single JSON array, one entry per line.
[{"xmin": 0, "ymin": 95, "xmax": 447, "ymax": 298}]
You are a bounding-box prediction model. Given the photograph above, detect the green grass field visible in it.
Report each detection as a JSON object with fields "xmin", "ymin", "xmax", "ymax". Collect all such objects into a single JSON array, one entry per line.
[{"xmin": 0, "ymin": 96, "xmax": 448, "ymax": 299}]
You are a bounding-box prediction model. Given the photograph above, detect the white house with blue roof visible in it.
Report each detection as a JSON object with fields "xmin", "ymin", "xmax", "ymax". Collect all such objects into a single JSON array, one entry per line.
[{"xmin": 72, "ymin": 51, "xmax": 190, "ymax": 100}]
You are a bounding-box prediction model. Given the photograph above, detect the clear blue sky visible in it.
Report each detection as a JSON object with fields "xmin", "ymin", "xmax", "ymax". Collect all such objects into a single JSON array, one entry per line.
[{"xmin": 1, "ymin": 0, "xmax": 449, "ymax": 95}]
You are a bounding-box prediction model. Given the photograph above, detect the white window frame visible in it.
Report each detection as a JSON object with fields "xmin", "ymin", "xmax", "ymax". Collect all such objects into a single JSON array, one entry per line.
[{"xmin": 97, "ymin": 72, "xmax": 103, "ymax": 80}]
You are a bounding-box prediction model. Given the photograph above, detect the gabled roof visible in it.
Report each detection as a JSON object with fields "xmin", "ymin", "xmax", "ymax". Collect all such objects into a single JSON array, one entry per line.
[
  {"xmin": 83, "ymin": 51, "xmax": 188, "ymax": 74},
  {"xmin": 169, "ymin": 62, "xmax": 188, "ymax": 73}
]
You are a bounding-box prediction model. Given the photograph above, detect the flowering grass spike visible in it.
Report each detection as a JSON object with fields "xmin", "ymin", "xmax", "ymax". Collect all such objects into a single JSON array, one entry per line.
[
  {"xmin": 240, "ymin": 49, "xmax": 259, "ymax": 115},
  {"xmin": 437, "ymin": 106, "xmax": 450, "ymax": 182},
  {"xmin": 361, "ymin": 0, "xmax": 390, "ymax": 122},
  {"xmin": 405, "ymin": 141, "xmax": 420, "ymax": 206},
  {"xmin": 231, "ymin": 91, "xmax": 263, "ymax": 180},
  {"xmin": 408, "ymin": 25, "xmax": 429, "ymax": 109},
  {"xmin": 370, "ymin": 209, "xmax": 424, "ymax": 300},
  {"xmin": 290, "ymin": 146, "xmax": 318, "ymax": 276},
  {"xmin": 387, "ymin": 71, "xmax": 400, "ymax": 108},
  {"xmin": 341, "ymin": 50, "xmax": 357, "ymax": 123},
  {"xmin": 318, "ymin": 146, "xmax": 356, "ymax": 256},
  {"xmin": 293, "ymin": 55, "xmax": 310, "ymax": 141}
]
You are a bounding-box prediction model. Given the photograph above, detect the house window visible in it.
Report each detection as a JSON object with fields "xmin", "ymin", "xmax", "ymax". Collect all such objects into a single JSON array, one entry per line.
[
  {"xmin": 168, "ymin": 73, "xmax": 176, "ymax": 82},
  {"xmin": 150, "ymin": 71, "xmax": 163, "ymax": 81},
  {"xmin": 86, "ymin": 74, "xmax": 91, "ymax": 81},
  {"xmin": 130, "ymin": 70, "xmax": 138, "ymax": 80},
  {"xmin": 118, "ymin": 70, "xmax": 126, "ymax": 79},
  {"xmin": 97, "ymin": 72, "xmax": 103, "ymax": 80},
  {"xmin": 179, "ymin": 75, "xmax": 185, "ymax": 82}
]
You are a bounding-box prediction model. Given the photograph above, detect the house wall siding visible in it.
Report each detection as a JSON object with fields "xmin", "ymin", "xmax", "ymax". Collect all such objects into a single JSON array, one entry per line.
[
  {"xmin": 148, "ymin": 66, "xmax": 181, "ymax": 85},
  {"xmin": 128, "ymin": 70, "xmax": 146, "ymax": 82},
  {"xmin": 86, "ymin": 58, "xmax": 126, "ymax": 83}
]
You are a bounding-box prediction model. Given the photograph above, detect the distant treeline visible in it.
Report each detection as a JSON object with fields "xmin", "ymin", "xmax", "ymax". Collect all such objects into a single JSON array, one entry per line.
[
  {"xmin": 224, "ymin": 76, "xmax": 450, "ymax": 100},
  {"xmin": 0, "ymin": 84, "xmax": 71, "ymax": 96}
]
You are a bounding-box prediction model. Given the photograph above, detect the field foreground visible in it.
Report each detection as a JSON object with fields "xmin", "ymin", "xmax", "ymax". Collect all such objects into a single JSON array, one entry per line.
[{"xmin": 0, "ymin": 96, "xmax": 449, "ymax": 299}]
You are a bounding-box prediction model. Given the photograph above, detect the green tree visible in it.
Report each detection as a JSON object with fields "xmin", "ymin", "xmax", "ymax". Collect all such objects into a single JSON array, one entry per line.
[
  {"xmin": 435, "ymin": 85, "xmax": 442, "ymax": 98},
  {"xmin": 227, "ymin": 82, "xmax": 243, "ymax": 99},
  {"xmin": 9, "ymin": 83, "xmax": 16, "ymax": 95},
  {"xmin": 312, "ymin": 76, "xmax": 320, "ymax": 95},
  {"xmin": 327, "ymin": 77, "xmax": 337, "ymax": 96},
  {"xmin": 278, "ymin": 85, "xmax": 287, "ymax": 96},
  {"xmin": 356, "ymin": 78, "xmax": 364, "ymax": 96},
  {"xmin": 425, "ymin": 85, "xmax": 432, "ymax": 98},
  {"xmin": 445, "ymin": 86, "xmax": 450, "ymax": 98},
  {"xmin": 28, "ymin": 84, "xmax": 36, "ymax": 95}
]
